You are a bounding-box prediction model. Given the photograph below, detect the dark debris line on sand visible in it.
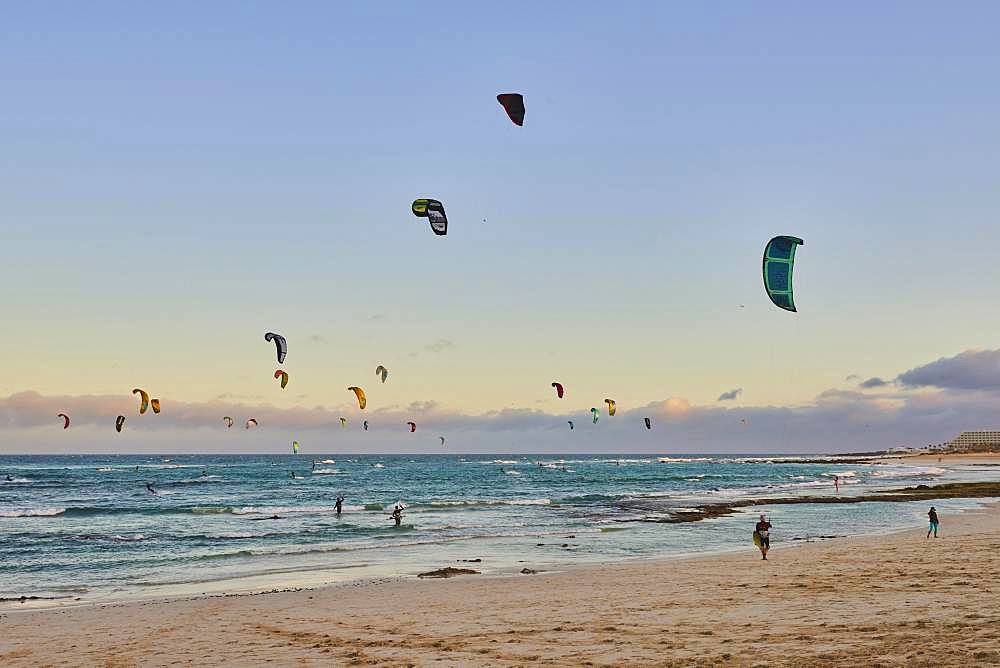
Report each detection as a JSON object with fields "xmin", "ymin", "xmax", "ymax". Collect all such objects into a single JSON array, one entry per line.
[{"xmin": 621, "ymin": 481, "xmax": 1000, "ymax": 524}]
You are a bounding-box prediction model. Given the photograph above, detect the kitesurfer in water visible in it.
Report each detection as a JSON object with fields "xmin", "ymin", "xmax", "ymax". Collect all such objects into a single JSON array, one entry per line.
[
  {"xmin": 335, "ymin": 496, "xmax": 344, "ymax": 515},
  {"xmin": 289, "ymin": 471, "xmax": 296, "ymax": 479},
  {"xmin": 146, "ymin": 482, "xmax": 156, "ymax": 495},
  {"xmin": 754, "ymin": 514, "xmax": 772, "ymax": 560},
  {"xmin": 927, "ymin": 507, "xmax": 940, "ymax": 538},
  {"xmin": 390, "ymin": 501, "xmax": 405, "ymax": 527},
  {"xmin": 5, "ymin": 475, "xmax": 12, "ymax": 482}
]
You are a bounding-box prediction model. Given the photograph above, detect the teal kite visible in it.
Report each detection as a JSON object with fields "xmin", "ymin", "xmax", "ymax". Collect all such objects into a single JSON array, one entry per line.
[{"xmin": 762, "ymin": 236, "xmax": 804, "ymax": 312}]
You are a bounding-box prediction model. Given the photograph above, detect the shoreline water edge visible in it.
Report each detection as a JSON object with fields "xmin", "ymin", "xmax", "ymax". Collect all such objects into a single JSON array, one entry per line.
[
  {"xmin": 3, "ymin": 497, "xmax": 998, "ymax": 666},
  {"xmin": 3, "ymin": 452, "xmax": 998, "ymax": 610}
]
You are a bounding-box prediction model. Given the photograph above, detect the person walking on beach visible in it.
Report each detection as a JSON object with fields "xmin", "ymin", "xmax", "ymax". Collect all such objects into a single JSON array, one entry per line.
[
  {"xmin": 927, "ymin": 507, "xmax": 940, "ymax": 538},
  {"xmin": 335, "ymin": 495, "xmax": 344, "ymax": 516},
  {"xmin": 754, "ymin": 514, "xmax": 772, "ymax": 560},
  {"xmin": 834, "ymin": 475, "xmax": 840, "ymax": 493}
]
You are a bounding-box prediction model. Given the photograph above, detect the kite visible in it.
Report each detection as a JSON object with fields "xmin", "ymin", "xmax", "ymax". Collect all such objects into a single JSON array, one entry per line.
[
  {"xmin": 57, "ymin": 413, "xmax": 70, "ymax": 429},
  {"xmin": 411, "ymin": 198, "xmax": 448, "ymax": 236},
  {"xmin": 115, "ymin": 415, "xmax": 126, "ymax": 433},
  {"xmin": 246, "ymin": 418, "xmax": 258, "ymax": 429},
  {"xmin": 376, "ymin": 365, "xmax": 388, "ymax": 383},
  {"xmin": 644, "ymin": 417, "xmax": 651, "ymax": 430},
  {"xmin": 339, "ymin": 417, "xmax": 347, "ymax": 428},
  {"xmin": 292, "ymin": 441, "xmax": 299, "ymax": 454},
  {"xmin": 407, "ymin": 421, "xmax": 417, "ymax": 433},
  {"xmin": 762, "ymin": 236, "xmax": 804, "ymax": 312},
  {"xmin": 132, "ymin": 389, "xmax": 150, "ymax": 415},
  {"xmin": 605, "ymin": 399, "xmax": 616, "ymax": 416},
  {"xmin": 496, "ymin": 93, "xmax": 525, "ymax": 126},
  {"xmin": 223, "ymin": 416, "xmax": 234, "ymax": 429},
  {"xmin": 568, "ymin": 420, "xmax": 574, "ymax": 430},
  {"xmin": 274, "ymin": 369, "xmax": 289, "ymax": 389},
  {"xmin": 348, "ymin": 386, "xmax": 366, "ymax": 410},
  {"xmin": 591, "ymin": 408, "xmax": 599, "ymax": 424},
  {"xmin": 363, "ymin": 420, "xmax": 369, "ymax": 431},
  {"xmin": 265, "ymin": 332, "xmax": 287, "ymax": 363},
  {"xmin": 440, "ymin": 436, "xmax": 446, "ymax": 446},
  {"xmin": 551, "ymin": 382, "xmax": 564, "ymax": 399},
  {"xmin": 150, "ymin": 399, "xmax": 161, "ymax": 414}
]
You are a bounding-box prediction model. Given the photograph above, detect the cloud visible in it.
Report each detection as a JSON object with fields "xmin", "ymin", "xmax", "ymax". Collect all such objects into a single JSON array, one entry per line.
[
  {"xmin": 717, "ymin": 388, "xmax": 743, "ymax": 401},
  {"xmin": 6, "ymin": 348, "xmax": 1000, "ymax": 454},
  {"xmin": 423, "ymin": 339, "xmax": 456, "ymax": 354},
  {"xmin": 896, "ymin": 349, "xmax": 1000, "ymax": 391},
  {"xmin": 859, "ymin": 377, "xmax": 889, "ymax": 389},
  {"xmin": 845, "ymin": 374, "xmax": 860, "ymax": 382},
  {"xmin": 216, "ymin": 392, "xmax": 266, "ymax": 401}
]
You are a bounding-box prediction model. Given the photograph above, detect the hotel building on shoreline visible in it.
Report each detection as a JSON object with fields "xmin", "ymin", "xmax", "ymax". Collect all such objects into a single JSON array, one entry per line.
[{"xmin": 945, "ymin": 431, "xmax": 1000, "ymax": 452}]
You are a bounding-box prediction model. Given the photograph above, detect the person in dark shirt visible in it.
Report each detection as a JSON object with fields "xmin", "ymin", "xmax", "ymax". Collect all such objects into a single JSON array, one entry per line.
[
  {"xmin": 335, "ymin": 496, "xmax": 344, "ymax": 516},
  {"xmin": 754, "ymin": 514, "xmax": 772, "ymax": 560},
  {"xmin": 390, "ymin": 501, "xmax": 405, "ymax": 527},
  {"xmin": 927, "ymin": 507, "xmax": 939, "ymax": 538}
]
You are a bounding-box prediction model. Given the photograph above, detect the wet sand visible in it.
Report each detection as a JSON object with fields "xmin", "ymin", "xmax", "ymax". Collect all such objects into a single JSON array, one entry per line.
[{"xmin": 2, "ymin": 503, "xmax": 998, "ymax": 667}]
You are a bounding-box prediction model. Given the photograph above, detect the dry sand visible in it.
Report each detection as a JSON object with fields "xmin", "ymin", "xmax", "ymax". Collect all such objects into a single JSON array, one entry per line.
[
  {"xmin": 2, "ymin": 504, "xmax": 999, "ymax": 667},
  {"xmin": 878, "ymin": 453, "xmax": 1000, "ymax": 466}
]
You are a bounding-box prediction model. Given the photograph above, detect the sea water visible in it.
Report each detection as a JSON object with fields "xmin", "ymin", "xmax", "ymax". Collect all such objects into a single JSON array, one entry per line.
[{"xmin": 0, "ymin": 454, "xmax": 992, "ymax": 605}]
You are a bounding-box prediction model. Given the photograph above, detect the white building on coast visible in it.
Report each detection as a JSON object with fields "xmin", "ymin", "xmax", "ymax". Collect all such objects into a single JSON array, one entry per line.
[{"xmin": 945, "ymin": 431, "xmax": 1000, "ymax": 452}]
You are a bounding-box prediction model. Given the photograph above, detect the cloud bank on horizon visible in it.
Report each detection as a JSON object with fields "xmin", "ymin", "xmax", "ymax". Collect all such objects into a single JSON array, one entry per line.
[{"xmin": 4, "ymin": 349, "xmax": 999, "ymax": 455}]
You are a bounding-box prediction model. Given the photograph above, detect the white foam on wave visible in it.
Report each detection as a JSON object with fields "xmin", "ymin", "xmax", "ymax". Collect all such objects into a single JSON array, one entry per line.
[
  {"xmin": 601, "ymin": 458, "xmax": 653, "ymax": 464},
  {"xmin": 0, "ymin": 507, "xmax": 66, "ymax": 518},
  {"xmin": 425, "ymin": 498, "xmax": 551, "ymax": 507},
  {"xmin": 871, "ymin": 467, "xmax": 945, "ymax": 479},
  {"xmin": 232, "ymin": 505, "xmax": 341, "ymax": 515},
  {"xmin": 657, "ymin": 457, "xmax": 712, "ymax": 463},
  {"xmin": 311, "ymin": 469, "xmax": 341, "ymax": 475}
]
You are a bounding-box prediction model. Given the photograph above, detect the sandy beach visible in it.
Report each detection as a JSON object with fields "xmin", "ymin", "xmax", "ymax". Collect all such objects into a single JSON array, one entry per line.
[
  {"xmin": 2, "ymin": 502, "xmax": 998, "ymax": 667},
  {"xmin": 879, "ymin": 453, "xmax": 1000, "ymax": 466}
]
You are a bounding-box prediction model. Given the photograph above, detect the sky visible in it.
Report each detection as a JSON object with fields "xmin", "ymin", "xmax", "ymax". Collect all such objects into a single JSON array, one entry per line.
[{"xmin": 3, "ymin": 2, "xmax": 1000, "ymax": 453}]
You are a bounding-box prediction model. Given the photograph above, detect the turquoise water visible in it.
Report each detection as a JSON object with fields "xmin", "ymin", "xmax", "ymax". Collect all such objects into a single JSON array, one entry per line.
[{"xmin": 1, "ymin": 454, "xmax": 993, "ymax": 604}]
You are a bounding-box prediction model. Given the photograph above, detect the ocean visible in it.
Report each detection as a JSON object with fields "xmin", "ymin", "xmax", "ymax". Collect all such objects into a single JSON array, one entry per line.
[{"xmin": 1, "ymin": 454, "xmax": 993, "ymax": 605}]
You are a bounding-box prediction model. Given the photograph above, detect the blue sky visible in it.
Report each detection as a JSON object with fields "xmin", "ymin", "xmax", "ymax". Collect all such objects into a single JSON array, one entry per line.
[{"xmin": 3, "ymin": 3, "xmax": 1000, "ymax": 452}]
